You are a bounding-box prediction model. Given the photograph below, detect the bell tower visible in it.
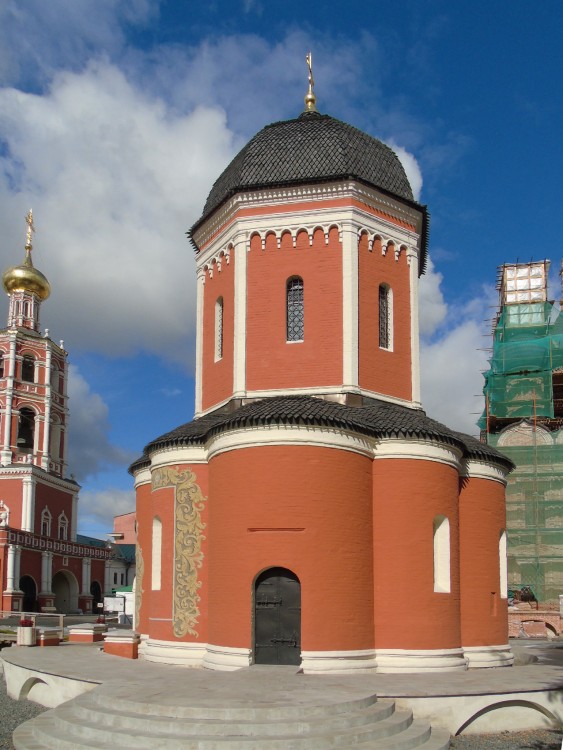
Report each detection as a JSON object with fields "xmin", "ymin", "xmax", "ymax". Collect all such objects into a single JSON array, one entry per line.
[{"xmin": 0, "ymin": 210, "xmax": 69, "ymax": 476}]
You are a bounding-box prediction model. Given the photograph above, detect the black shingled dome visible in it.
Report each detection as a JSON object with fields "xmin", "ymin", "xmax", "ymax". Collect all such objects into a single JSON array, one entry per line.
[
  {"xmin": 190, "ymin": 111, "xmax": 430, "ymax": 274},
  {"xmin": 197, "ymin": 111, "xmax": 414, "ymax": 221}
]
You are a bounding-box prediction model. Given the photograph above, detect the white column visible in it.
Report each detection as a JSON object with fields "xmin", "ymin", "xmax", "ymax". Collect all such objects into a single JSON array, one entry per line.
[
  {"xmin": 407, "ymin": 247, "xmax": 421, "ymax": 407},
  {"xmin": 5, "ymin": 544, "xmax": 16, "ymax": 592},
  {"xmin": 70, "ymin": 492, "xmax": 78, "ymax": 541},
  {"xmin": 21, "ymin": 475, "xmax": 35, "ymax": 532},
  {"xmin": 1, "ymin": 333, "xmax": 16, "ymax": 465},
  {"xmin": 14, "ymin": 545, "xmax": 22, "ymax": 591},
  {"xmin": 41, "ymin": 344, "xmax": 52, "ymax": 471},
  {"xmin": 232, "ymin": 233, "xmax": 248, "ymax": 399},
  {"xmin": 194, "ymin": 268, "xmax": 205, "ymax": 415},
  {"xmin": 104, "ymin": 560, "xmax": 112, "ymax": 594},
  {"xmin": 341, "ymin": 222, "xmax": 359, "ymax": 389},
  {"xmin": 40, "ymin": 551, "xmax": 53, "ymax": 594},
  {"xmin": 81, "ymin": 557, "xmax": 92, "ymax": 595}
]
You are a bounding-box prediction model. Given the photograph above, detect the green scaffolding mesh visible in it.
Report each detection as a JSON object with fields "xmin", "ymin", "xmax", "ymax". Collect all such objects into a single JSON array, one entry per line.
[{"xmin": 482, "ymin": 300, "xmax": 563, "ymax": 602}]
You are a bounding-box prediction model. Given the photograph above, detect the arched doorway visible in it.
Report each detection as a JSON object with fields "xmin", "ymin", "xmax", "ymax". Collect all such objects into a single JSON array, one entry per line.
[
  {"xmin": 52, "ymin": 570, "xmax": 79, "ymax": 614},
  {"xmin": 254, "ymin": 567, "xmax": 301, "ymax": 666},
  {"xmin": 19, "ymin": 575, "xmax": 37, "ymax": 613},
  {"xmin": 90, "ymin": 581, "xmax": 102, "ymax": 610}
]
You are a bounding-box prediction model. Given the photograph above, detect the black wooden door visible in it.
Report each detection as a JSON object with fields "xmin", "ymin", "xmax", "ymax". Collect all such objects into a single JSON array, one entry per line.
[{"xmin": 254, "ymin": 568, "xmax": 301, "ymax": 665}]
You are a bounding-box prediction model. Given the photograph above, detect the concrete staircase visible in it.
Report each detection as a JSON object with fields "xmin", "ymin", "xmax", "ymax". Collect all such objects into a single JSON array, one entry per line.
[{"xmin": 13, "ymin": 687, "xmax": 450, "ymax": 749}]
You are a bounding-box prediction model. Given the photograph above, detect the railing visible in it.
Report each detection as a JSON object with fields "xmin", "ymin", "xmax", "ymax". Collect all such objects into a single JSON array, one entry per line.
[{"xmin": 0, "ymin": 609, "xmax": 65, "ymax": 630}]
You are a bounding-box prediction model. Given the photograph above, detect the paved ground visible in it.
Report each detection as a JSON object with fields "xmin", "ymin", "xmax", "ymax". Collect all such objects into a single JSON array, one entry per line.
[{"xmin": 0, "ymin": 639, "xmax": 561, "ymax": 749}]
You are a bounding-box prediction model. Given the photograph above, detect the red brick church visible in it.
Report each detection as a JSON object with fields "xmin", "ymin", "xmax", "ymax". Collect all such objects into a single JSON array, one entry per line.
[
  {"xmin": 131, "ymin": 73, "xmax": 514, "ymax": 673},
  {"xmin": 0, "ymin": 212, "xmax": 111, "ymax": 615}
]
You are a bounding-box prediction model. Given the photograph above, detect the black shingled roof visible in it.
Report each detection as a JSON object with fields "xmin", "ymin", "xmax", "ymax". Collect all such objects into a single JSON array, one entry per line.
[
  {"xmin": 129, "ymin": 395, "xmax": 513, "ymax": 473},
  {"xmin": 190, "ymin": 112, "xmax": 430, "ymax": 275}
]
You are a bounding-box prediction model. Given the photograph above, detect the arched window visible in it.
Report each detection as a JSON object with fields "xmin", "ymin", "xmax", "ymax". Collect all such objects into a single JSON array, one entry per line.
[
  {"xmin": 152, "ymin": 517, "xmax": 162, "ymax": 590},
  {"xmin": 58, "ymin": 512, "xmax": 68, "ymax": 540},
  {"xmin": 17, "ymin": 408, "xmax": 35, "ymax": 451},
  {"xmin": 22, "ymin": 356, "xmax": 35, "ymax": 382},
  {"xmin": 499, "ymin": 529, "xmax": 508, "ymax": 599},
  {"xmin": 433, "ymin": 515, "xmax": 451, "ymax": 593},
  {"xmin": 41, "ymin": 507, "xmax": 52, "ymax": 537},
  {"xmin": 0, "ymin": 354, "xmax": 4, "ymax": 378},
  {"xmin": 378, "ymin": 284, "xmax": 393, "ymax": 350},
  {"xmin": 215, "ymin": 297, "xmax": 223, "ymax": 361},
  {"xmin": 286, "ymin": 276, "xmax": 304, "ymax": 342}
]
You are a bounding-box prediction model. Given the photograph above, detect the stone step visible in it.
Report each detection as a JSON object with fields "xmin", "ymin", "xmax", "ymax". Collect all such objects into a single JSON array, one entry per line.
[
  {"xmin": 86, "ymin": 682, "xmax": 379, "ymax": 721},
  {"xmin": 13, "ymin": 694, "xmax": 449, "ymax": 750},
  {"xmin": 69, "ymin": 693, "xmax": 397, "ymax": 736}
]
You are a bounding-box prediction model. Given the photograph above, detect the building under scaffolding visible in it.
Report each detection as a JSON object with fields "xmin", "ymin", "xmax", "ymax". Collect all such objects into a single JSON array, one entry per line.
[{"xmin": 480, "ymin": 260, "xmax": 563, "ymax": 604}]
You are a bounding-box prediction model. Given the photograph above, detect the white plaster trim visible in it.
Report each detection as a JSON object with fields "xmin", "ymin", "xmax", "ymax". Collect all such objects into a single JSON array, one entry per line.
[
  {"xmin": 0, "ymin": 465, "xmax": 79, "ymax": 492},
  {"xmin": 374, "ymin": 439, "xmax": 462, "ymax": 469},
  {"xmin": 300, "ymin": 649, "xmax": 376, "ymax": 674},
  {"xmin": 202, "ymin": 643, "xmax": 252, "ymax": 671},
  {"xmin": 462, "ymin": 644, "xmax": 514, "ymax": 669},
  {"xmin": 374, "ymin": 647, "xmax": 468, "ymax": 673},
  {"xmin": 143, "ymin": 638, "xmax": 207, "ymax": 667},
  {"xmin": 149, "ymin": 445, "xmax": 208, "ymax": 469},
  {"xmin": 193, "ymin": 181, "xmax": 422, "ymax": 254},
  {"xmin": 460, "ymin": 459, "xmax": 509, "ymax": 485},
  {"xmin": 207, "ymin": 424, "xmax": 375, "ymax": 460},
  {"xmin": 133, "ymin": 467, "xmax": 151, "ymax": 488}
]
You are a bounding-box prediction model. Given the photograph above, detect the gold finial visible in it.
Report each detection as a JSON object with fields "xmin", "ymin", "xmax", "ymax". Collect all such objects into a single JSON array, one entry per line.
[
  {"xmin": 304, "ymin": 52, "xmax": 317, "ymax": 112},
  {"xmin": 24, "ymin": 209, "xmax": 35, "ymax": 262}
]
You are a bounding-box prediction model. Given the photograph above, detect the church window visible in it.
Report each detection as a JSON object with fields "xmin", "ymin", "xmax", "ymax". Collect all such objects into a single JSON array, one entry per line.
[
  {"xmin": 433, "ymin": 515, "xmax": 451, "ymax": 593},
  {"xmin": 22, "ymin": 356, "xmax": 35, "ymax": 382},
  {"xmin": 379, "ymin": 285, "xmax": 393, "ymax": 350},
  {"xmin": 17, "ymin": 408, "xmax": 35, "ymax": 451},
  {"xmin": 215, "ymin": 297, "xmax": 223, "ymax": 361},
  {"xmin": 0, "ymin": 354, "xmax": 4, "ymax": 378},
  {"xmin": 41, "ymin": 507, "xmax": 52, "ymax": 537},
  {"xmin": 152, "ymin": 517, "xmax": 162, "ymax": 590},
  {"xmin": 286, "ymin": 276, "xmax": 304, "ymax": 342},
  {"xmin": 499, "ymin": 529, "xmax": 508, "ymax": 599},
  {"xmin": 58, "ymin": 512, "xmax": 68, "ymax": 540}
]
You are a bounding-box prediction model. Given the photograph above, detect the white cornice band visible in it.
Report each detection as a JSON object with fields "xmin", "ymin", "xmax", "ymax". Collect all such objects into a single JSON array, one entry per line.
[{"xmin": 460, "ymin": 459, "xmax": 509, "ymax": 485}]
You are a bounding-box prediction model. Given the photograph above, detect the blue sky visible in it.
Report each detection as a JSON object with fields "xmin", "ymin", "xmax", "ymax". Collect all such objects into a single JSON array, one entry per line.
[{"xmin": 0, "ymin": 1, "xmax": 562, "ymax": 536}]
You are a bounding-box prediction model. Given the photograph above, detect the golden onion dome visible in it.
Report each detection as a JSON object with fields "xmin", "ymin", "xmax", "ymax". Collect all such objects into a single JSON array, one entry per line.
[
  {"xmin": 2, "ymin": 248, "xmax": 51, "ymax": 300},
  {"xmin": 3, "ymin": 209, "xmax": 50, "ymax": 301}
]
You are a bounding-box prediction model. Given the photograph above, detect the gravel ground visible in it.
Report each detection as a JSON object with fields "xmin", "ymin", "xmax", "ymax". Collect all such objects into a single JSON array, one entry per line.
[{"xmin": 0, "ymin": 677, "xmax": 45, "ymax": 750}]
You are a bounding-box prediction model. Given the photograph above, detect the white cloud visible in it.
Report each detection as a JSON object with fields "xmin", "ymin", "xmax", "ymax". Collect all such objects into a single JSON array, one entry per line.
[
  {"xmin": 420, "ymin": 317, "xmax": 488, "ymax": 436},
  {"xmin": 0, "ymin": 60, "xmax": 236, "ymax": 367},
  {"xmin": 418, "ymin": 257, "xmax": 448, "ymax": 336},
  {"xmin": 67, "ymin": 364, "xmax": 134, "ymax": 481},
  {"xmin": 391, "ymin": 143, "xmax": 423, "ymax": 201},
  {"xmin": 78, "ymin": 488, "xmax": 135, "ymax": 537}
]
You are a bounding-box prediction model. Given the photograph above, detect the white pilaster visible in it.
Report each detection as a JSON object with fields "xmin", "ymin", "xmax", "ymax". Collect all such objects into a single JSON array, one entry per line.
[
  {"xmin": 407, "ymin": 246, "xmax": 421, "ymax": 407},
  {"xmin": 21, "ymin": 475, "xmax": 35, "ymax": 532},
  {"xmin": 1, "ymin": 333, "xmax": 16, "ymax": 466},
  {"xmin": 41, "ymin": 344, "xmax": 52, "ymax": 471},
  {"xmin": 194, "ymin": 268, "xmax": 205, "ymax": 414},
  {"xmin": 341, "ymin": 222, "xmax": 359, "ymax": 389},
  {"xmin": 232, "ymin": 233, "xmax": 247, "ymax": 399}
]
